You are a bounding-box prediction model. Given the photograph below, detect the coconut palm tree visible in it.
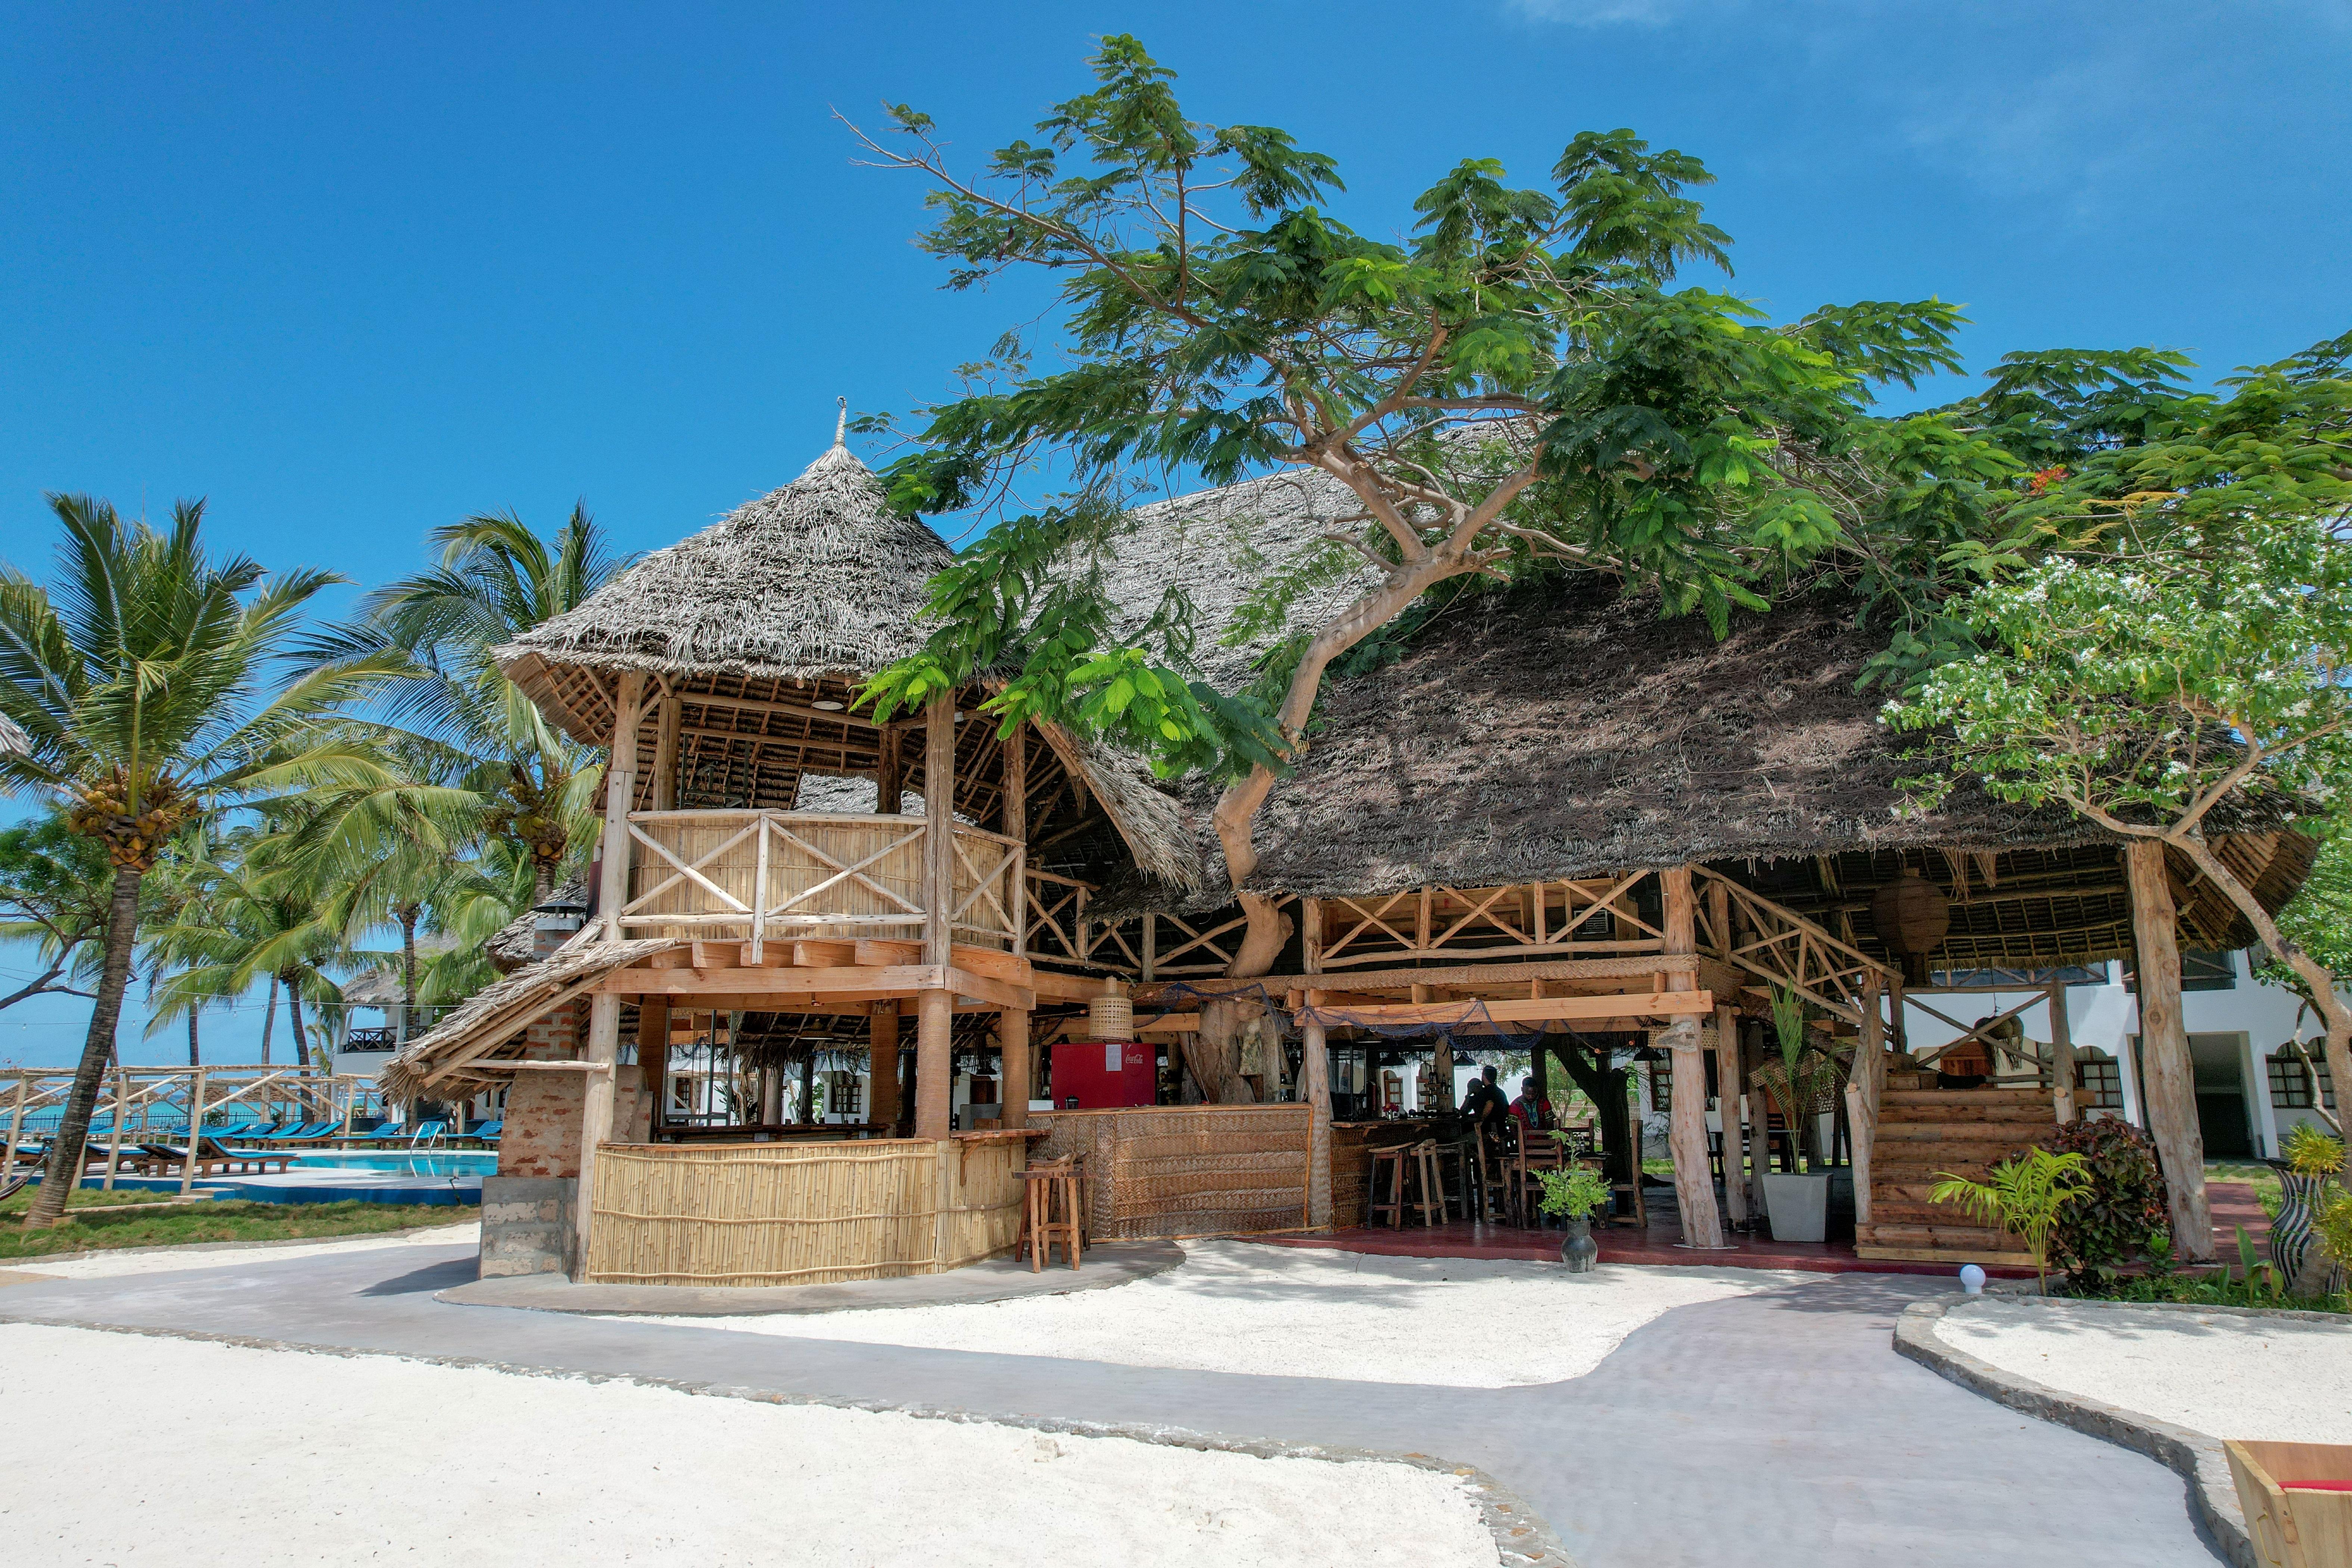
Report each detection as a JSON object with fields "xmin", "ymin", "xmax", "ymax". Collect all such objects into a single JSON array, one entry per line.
[
  {"xmin": 305, "ymin": 506, "xmax": 623, "ymax": 908},
  {"xmin": 0, "ymin": 495, "xmax": 388, "ymax": 1228}
]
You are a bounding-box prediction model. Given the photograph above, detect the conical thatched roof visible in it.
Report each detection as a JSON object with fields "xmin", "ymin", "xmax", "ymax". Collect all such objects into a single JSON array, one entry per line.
[{"xmin": 497, "ymin": 440, "xmax": 953, "ymax": 701}]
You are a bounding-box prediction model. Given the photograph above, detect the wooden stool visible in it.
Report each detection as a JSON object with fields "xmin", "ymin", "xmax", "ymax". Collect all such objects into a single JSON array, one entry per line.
[
  {"xmin": 1019, "ymin": 1158, "xmax": 1083, "ymax": 1272},
  {"xmin": 1428, "ymin": 1140, "xmax": 1469, "ymax": 1221},
  {"xmin": 1408, "ymin": 1141, "xmax": 1444, "ymax": 1226},
  {"xmin": 1367, "ymin": 1144, "xmax": 1414, "ymax": 1228}
]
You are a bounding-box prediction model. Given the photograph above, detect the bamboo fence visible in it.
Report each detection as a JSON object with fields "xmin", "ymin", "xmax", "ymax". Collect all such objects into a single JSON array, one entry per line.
[
  {"xmin": 1032, "ymin": 1104, "xmax": 1313, "ymax": 1239},
  {"xmin": 583, "ymin": 1136, "xmax": 1025, "ymax": 1287}
]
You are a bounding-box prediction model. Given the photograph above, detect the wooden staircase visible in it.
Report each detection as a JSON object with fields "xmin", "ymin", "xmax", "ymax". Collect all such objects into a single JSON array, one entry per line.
[{"xmin": 1853, "ymin": 1087, "xmax": 2056, "ymax": 1267}]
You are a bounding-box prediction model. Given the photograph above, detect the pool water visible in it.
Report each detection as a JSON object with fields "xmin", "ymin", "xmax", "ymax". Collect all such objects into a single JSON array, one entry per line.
[{"xmin": 290, "ymin": 1152, "xmax": 496, "ymax": 1178}]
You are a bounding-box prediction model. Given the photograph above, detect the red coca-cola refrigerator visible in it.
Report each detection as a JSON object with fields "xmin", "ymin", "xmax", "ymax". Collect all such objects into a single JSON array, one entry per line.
[{"xmin": 1052, "ymin": 1038, "xmax": 1157, "ymax": 1109}]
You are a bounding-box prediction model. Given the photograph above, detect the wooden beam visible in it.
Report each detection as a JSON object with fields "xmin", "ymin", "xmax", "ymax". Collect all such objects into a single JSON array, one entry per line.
[
  {"xmin": 1661, "ymin": 867, "xmax": 1726, "ymax": 1248},
  {"xmin": 1137, "ymin": 953, "xmax": 1702, "ymax": 1004},
  {"xmin": 1298, "ymin": 991, "xmax": 1712, "ymax": 1026},
  {"xmin": 681, "ymin": 690, "xmax": 884, "ymax": 730},
  {"xmin": 1303, "ymin": 992, "xmax": 1332, "ymax": 1228}
]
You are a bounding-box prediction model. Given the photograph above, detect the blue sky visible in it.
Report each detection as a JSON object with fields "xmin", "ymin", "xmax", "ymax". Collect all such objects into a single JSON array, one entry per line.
[{"xmin": 3, "ymin": 0, "xmax": 2346, "ymax": 1064}]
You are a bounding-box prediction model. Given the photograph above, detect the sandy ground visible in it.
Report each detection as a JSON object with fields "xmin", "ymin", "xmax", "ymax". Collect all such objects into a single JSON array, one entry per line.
[
  {"xmin": 632, "ymin": 1241, "xmax": 1780, "ymax": 1388},
  {"xmin": 1934, "ymin": 1298, "xmax": 2352, "ymax": 1443},
  {"xmin": 2, "ymin": 1219, "xmax": 481, "ymax": 1279},
  {"xmin": 0, "ymin": 1323, "xmax": 1496, "ymax": 1568}
]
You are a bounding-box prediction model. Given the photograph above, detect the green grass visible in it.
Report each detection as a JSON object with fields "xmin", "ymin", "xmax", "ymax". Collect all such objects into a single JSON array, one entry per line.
[
  {"xmin": 0, "ymin": 1199, "xmax": 474, "ymax": 1262},
  {"xmin": 2059, "ymin": 1272, "xmax": 2349, "ymax": 1315},
  {"xmin": 0, "ymin": 1185, "xmax": 208, "ymax": 1214}
]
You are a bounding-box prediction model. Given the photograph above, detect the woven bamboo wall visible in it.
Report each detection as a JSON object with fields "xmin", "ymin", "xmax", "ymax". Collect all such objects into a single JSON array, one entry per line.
[
  {"xmin": 584, "ymin": 1137, "xmax": 1024, "ymax": 1287},
  {"xmin": 1032, "ymin": 1105, "xmax": 1312, "ymax": 1239}
]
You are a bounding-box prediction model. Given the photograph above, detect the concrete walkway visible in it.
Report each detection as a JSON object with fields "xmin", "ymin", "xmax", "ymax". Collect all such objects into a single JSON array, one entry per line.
[{"xmin": 0, "ymin": 1245, "xmax": 2221, "ymax": 1567}]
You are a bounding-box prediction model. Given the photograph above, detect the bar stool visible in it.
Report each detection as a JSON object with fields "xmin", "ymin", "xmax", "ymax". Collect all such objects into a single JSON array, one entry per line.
[
  {"xmin": 1406, "ymin": 1140, "xmax": 1445, "ymax": 1226},
  {"xmin": 1019, "ymin": 1156, "xmax": 1083, "ymax": 1271},
  {"xmin": 1367, "ymin": 1142, "xmax": 1413, "ymax": 1228},
  {"xmin": 1427, "ymin": 1139, "xmax": 1469, "ymax": 1221}
]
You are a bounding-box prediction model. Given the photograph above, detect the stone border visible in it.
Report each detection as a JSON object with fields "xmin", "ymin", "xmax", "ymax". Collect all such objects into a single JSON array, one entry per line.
[
  {"xmin": 0, "ymin": 1313, "xmax": 1574, "ymax": 1568},
  {"xmin": 0, "ymin": 1217, "xmax": 479, "ymax": 1272},
  {"xmin": 439, "ymin": 1238, "xmax": 1187, "ymax": 1316},
  {"xmin": 1895, "ymin": 1296, "xmax": 2261, "ymax": 1567}
]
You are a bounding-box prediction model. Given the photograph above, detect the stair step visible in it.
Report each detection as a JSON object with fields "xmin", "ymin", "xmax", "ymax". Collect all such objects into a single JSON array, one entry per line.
[
  {"xmin": 1869, "ymin": 1198, "xmax": 1989, "ymax": 1225},
  {"xmin": 1873, "ymin": 1124, "xmax": 2051, "ymax": 1145},
  {"xmin": 1880, "ymin": 1088, "xmax": 2051, "ymax": 1107},
  {"xmin": 1854, "ymin": 1243, "xmax": 2040, "ymax": 1266},
  {"xmin": 1879, "ymin": 1103, "xmax": 2057, "ymax": 1125}
]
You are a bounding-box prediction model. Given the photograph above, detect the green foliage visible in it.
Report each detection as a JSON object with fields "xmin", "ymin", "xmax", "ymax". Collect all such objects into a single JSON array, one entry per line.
[
  {"xmin": 2045, "ymin": 1117, "xmax": 2172, "ymax": 1291},
  {"xmin": 1933, "ymin": 1147, "xmax": 2093, "ymax": 1293},
  {"xmin": 852, "ymin": 35, "xmax": 1975, "ymax": 789},
  {"xmin": 2228, "ymin": 1224, "xmax": 2288, "ymax": 1307},
  {"xmin": 2284, "ymin": 1121, "xmax": 2348, "ymax": 1182},
  {"xmin": 2312, "ymin": 1187, "xmax": 2352, "ymax": 1275},
  {"xmin": 0, "ymin": 810, "xmax": 120, "ymax": 1009},
  {"xmin": 1534, "ymin": 1162, "xmax": 1613, "ymax": 1221}
]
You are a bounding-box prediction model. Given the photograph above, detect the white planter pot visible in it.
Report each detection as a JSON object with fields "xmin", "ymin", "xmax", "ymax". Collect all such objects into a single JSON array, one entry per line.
[{"xmin": 1761, "ymin": 1172, "xmax": 1831, "ymax": 1243}]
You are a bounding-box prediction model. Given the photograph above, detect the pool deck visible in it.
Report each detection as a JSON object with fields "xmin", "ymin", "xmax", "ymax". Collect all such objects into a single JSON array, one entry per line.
[{"xmin": 67, "ymin": 1170, "xmax": 481, "ymax": 1205}]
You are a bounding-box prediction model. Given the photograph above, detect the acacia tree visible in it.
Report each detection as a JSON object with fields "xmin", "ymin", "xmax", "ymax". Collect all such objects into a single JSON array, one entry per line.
[
  {"xmin": 853, "ymin": 37, "xmax": 1982, "ymax": 1095},
  {"xmin": 0, "ymin": 812, "xmax": 115, "ymax": 1013},
  {"xmin": 1888, "ymin": 332, "xmax": 2352, "ymax": 1247}
]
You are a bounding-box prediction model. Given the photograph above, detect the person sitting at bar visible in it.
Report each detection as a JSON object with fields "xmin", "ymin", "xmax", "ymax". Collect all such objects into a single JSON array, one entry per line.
[
  {"xmin": 1509, "ymin": 1076, "xmax": 1553, "ymax": 1132},
  {"xmin": 1461, "ymin": 1064, "xmax": 1505, "ymax": 1126}
]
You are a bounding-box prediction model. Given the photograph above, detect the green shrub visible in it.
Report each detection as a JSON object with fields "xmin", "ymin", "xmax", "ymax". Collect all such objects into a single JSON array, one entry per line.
[
  {"xmin": 1534, "ymin": 1164, "xmax": 1612, "ymax": 1221},
  {"xmin": 2045, "ymin": 1117, "xmax": 2171, "ymax": 1291}
]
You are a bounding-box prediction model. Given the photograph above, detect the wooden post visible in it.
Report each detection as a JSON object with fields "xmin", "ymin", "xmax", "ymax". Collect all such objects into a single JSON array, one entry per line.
[
  {"xmin": 1302, "ymin": 991, "xmax": 1332, "ymax": 1228},
  {"xmin": 4, "ymin": 1074, "xmax": 27, "ymax": 1179},
  {"xmin": 999, "ymin": 1007, "xmax": 1030, "ymax": 1131},
  {"xmin": 877, "ymin": 724, "xmax": 903, "ymax": 815},
  {"xmin": 575, "ymin": 994, "xmax": 623, "ymax": 1273},
  {"xmin": 1847, "ymin": 971, "xmax": 1885, "ymax": 1230},
  {"xmin": 597, "ymin": 673, "xmax": 645, "ymax": 944},
  {"xmin": 651, "ymin": 695, "xmax": 679, "ymax": 812},
  {"xmin": 637, "ymin": 998, "xmax": 669, "ymax": 1137},
  {"xmin": 1141, "ymin": 914, "xmax": 1157, "ymax": 982},
  {"xmin": 2048, "ymin": 980, "xmax": 2077, "ymax": 1125},
  {"xmin": 869, "ymin": 1002, "xmax": 901, "ymax": 1132},
  {"xmin": 180, "ymin": 1068, "xmax": 207, "ymax": 1196},
  {"xmin": 915, "ymin": 691, "xmax": 956, "ymax": 1140},
  {"xmin": 2125, "ymin": 840, "xmax": 2213, "ymax": 1259},
  {"xmin": 1715, "ymin": 1003, "xmax": 1746, "ymax": 1228},
  {"xmin": 1660, "ymin": 868, "xmax": 1726, "ymax": 1247},
  {"xmin": 102, "ymin": 1067, "xmax": 128, "ymax": 1190}
]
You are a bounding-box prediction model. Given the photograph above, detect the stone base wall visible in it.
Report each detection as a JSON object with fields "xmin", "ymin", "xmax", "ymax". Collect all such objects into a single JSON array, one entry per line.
[{"xmin": 479, "ymin": 1175, "xmax": 576, "ymax": 1278}]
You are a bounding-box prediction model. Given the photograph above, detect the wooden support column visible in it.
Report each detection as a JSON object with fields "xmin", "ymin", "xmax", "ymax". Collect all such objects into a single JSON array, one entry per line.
[
  {"xmin": 575, "ymin": 993, "xmax": 623, "ymax": 1273},
  {"xmin": 869, "ymin": 1003, "xmax": 901, "ymax": 1131},
  {"xmin": 596, "ymin": 672, "xmax": 645, "ymax": 943},
  {"xmin": 4, "ymin": 1075, "xmax": 27, "ymax": 1181},
  {"xmin": 915, "ymin": 691, "xmax": 956, "ymax": 1140},
  {"xmin": 1660, "ymin": 868, "xmax": 1726, "ymax": 1247},
  {"xmin": 636, "ymin": 998, "xmax": 669, "ymax": 1137},
  {"xmin": 877, "ymin": 724, "xmax": 904, "ymax": 814},
  {"xmin": 2125, "ymin": 840, "xmax": 2213, "ymax": 1259},
  {"xmin": 999, "ymin": 1006, "xmax": 1030, "ymax": 1130},
  {"xmin": 1714, "ymin": 1004, "xmax": 1746, "ymax": 1228},
  {"xmin": 1846, "ymin": 971, "xmax": 1885, "ymax": 1229},
  {"xmin": 1302, "ymin": 990, "xmax": 1332, "ymax": 1228},
  {"xmin": 651, "ymin": 695, "xmax": 679, "ymax": 811},
  {"xmin": 102, "ymin": 1067, "xmax": 128, "ymax": 1189},
  {"xmin": 2047, "ymin": 980, "xmax": 2077, "ymax": 1125}
]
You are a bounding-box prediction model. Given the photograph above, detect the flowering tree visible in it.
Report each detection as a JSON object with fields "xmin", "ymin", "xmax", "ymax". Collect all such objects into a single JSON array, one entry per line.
[{"xmin": 1889, "ymin": 333, "xmax": 2352, "ymax": 1208}]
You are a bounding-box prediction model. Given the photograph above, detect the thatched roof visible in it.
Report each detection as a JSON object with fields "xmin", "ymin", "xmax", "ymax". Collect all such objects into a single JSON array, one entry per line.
[
  {"xmin": 497, "ymin": 440, "xmax": 953, "ymax": 710},
  {"xmin": 378, "ymin": 937, "xmax": 680, "ymax": 1101}
]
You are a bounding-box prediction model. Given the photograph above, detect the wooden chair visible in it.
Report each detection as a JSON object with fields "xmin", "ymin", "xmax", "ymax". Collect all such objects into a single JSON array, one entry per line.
[
  {"xmin": 1475, "ymin": 1121, "xmax": 1521, "ymax": 1226},
  {"xmin": 1018, "ymin": 1156, "xmax": 1083, "ymax": 1272},
  {"xmin": 1516, "ymin": 1135, "xmax": 1569, "ymax": 1227},
  {"xmin": 1576, "ymin": 1157, "xmax": 1647, "ymax": 1229},
  {"xmin": 1427, "ymin": 1138, "xmax": 1470, "ymax": 1221}
]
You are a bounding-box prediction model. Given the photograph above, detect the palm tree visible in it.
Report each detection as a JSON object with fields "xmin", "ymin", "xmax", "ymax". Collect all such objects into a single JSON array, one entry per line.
[
  {"xmin": 305, "ymin": 506, "xmax": 623, "ymax": 907},
  {"xmin": 0, "ymin": 495, "xmax": 386, "ymax": 1228}
]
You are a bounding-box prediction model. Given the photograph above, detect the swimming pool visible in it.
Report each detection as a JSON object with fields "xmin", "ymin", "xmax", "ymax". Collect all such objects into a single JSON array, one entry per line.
[{"xmin": 290, "ymin": 1151, "xmax": 497, "ymax": 1178}]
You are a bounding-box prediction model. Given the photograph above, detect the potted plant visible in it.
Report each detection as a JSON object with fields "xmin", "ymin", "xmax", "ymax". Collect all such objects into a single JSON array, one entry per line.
[
  {"xmin": 1754, "ymin": 987, "xmax": 1843, "ymax": 1243},
  {"xmin": 1533, "ymin": 1162, "xmax": 1613, "ymax": 1273},
  {"xmin": 1931, "ymin": 1147, "xmax": 2092, "ymax": 1294},
  {"xmin": 2272, "ymin": 1122, "xmax": 2348, "ymax": 1299}
]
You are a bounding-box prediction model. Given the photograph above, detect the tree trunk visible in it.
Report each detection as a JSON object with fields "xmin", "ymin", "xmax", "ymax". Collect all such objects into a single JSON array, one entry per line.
[
  {"xmin": 24, "ymin": 865, "xmax": 144, "ymax": 1230},
  {"xmin": 260, "ymin": 974, "xmax": 277, "ymax": 1066},
  {"xmin": 2170, "ymin": 831, "xmax": 2352, "ymax": 1191},
  {"xmin": 531, "ymin": 860, "xmax": 556, "ymax": 912},
  {"xmin": 400, "ymin": 906, "xmax": 420, "ymax": 1039},
  {"xmin": 286, "ymin": 982, "xmax": 309, "ymax": 1074},
  {"xmin": 2124, "ymin": 841, "xmax": 2213, "ymax": 1261},
  {"xmin": 1659, "ymin": 868, "xmax": 1724, "ymax": 1248},
  {"xmin": 187, "ymin": 1005, "xmax": 200, "ymax": 1067}
]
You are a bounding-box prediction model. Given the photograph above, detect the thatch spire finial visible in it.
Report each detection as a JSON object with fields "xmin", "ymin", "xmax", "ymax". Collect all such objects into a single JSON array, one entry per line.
[{"xmin": 834, "ymin": 396, "xmax": 847, "ymax": 448}]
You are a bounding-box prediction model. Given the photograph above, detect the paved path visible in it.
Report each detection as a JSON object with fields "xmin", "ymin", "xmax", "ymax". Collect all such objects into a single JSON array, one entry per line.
[{"xmin": 0, "ymin": 1246, "xmax": 2220, "ymax": 1567}]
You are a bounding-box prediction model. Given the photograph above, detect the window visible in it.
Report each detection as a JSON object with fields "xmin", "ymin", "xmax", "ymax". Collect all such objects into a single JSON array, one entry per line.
[
  {"xmin": 1649, "ymin": 1062, "xmax": 1670, "ymax": 1113},
  {"xmin": 2269, "ymin": 1049, "xmax": 2336, "ymax": 1110},
  {"xmin": 2180, "ymin": 950, "xmax": 2239, "ymax": 991},
  {"xmin": 2075, "ymin": 1054, "xmax": 2125, "ymax": 1110}
]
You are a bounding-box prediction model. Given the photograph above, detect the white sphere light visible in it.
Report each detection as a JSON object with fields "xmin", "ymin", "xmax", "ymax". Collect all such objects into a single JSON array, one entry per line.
[{"xmin": 1959, "ymin": 1264, "xmax": 1987, "ymax": 1295}]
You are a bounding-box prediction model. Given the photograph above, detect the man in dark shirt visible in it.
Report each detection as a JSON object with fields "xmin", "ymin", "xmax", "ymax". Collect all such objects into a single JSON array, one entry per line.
[{"xmin": 1461, "ymin": 1064, "xmax": 1505, "ymax": 1125}]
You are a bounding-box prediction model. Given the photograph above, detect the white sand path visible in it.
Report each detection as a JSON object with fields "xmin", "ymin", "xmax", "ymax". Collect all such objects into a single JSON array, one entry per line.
[
  {"xmin": 1933, "ymin": 1298, "xmax": 2352, "ymax": 1443},
  {"xmin": 632, "ymin": 1241, "xmax": 1782, "ymax": 1387},
  {"xmin": 3, "ymin": 1219, "xmax": 479, "ymax": 1279},
  {"xmin": 0, "ymin": 1323, "xmax": 1496, "ymax": 1568}
]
